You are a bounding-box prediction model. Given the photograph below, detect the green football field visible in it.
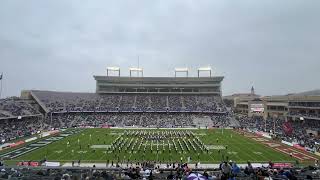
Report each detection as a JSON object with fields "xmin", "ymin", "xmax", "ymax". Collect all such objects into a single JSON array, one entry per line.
[{"xmin": 10, "ymin": 128, "xmax": 296, "ymax": 164}]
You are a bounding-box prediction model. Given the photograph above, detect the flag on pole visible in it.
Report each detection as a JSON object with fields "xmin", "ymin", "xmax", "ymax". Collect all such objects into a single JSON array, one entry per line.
[
  {"xmin": 283, "ymin": 121, "xmax": 293, "ymax": 135},
  {"xmin": 0, "ymin": 73, "xmax": 2, "ymax": 80}
]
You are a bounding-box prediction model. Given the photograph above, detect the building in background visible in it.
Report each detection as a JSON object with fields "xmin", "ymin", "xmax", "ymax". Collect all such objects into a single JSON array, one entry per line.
[
  {"xmin": 287, "ymin": 90, "xmax": 320, "ymax": 122},
  {"xmin": 225, "ymin": 89, "xmax": 320, "ymax": 121},
  {"xmin": 223, "ymin": 86, "xmax": 260, "ymax": 114}
]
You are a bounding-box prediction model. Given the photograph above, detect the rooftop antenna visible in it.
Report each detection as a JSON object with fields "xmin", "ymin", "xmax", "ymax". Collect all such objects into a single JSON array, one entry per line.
[{"xmin": 129, "ymin": 56, "xmax": 143, "ymax": 77}]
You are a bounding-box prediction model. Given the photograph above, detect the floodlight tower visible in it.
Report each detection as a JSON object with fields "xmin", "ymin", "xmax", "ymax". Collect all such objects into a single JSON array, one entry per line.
[
  {"xmin": 174, "ymin": 67, "xmax": 189, "ymax": 77},
  {"xmin": 129, "ymin": 67, "xmax": 144, "ymax": 77},
  {"xmin": 197, "ymin": 66, "xmax": 212, "ymax": 77},
  {"xmin": 106, "ymin": 66, "xmax": 120, "ymax": 76}
]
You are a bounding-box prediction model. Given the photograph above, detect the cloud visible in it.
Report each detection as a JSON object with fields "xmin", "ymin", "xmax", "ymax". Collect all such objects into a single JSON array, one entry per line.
[{"xmin": 0, "ymin": 0, "xmax": 319, "ymax": 97}]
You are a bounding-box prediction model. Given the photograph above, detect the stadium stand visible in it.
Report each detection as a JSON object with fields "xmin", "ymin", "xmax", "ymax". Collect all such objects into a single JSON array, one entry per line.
[
  {"xmin": 237, "ymin": 115, "xmax": 320, "ymax": 155},
  {"xmin": 0, "ymin": 97, "xmax": 43, "ymax": 143},
  {"xmin": 0, "ymin": 162, "xmax": 319, "ymax": 179},
  {"xmin": 0, "ymin": 116, "xmax": 43, "ymax": 143},
  {"xmin": 30, "ymin": 91, "xmax": 228, "ymax": 113},
  {"xmin": 0, "ymin": 97, "xmax": 41, "ymax": 118},
  {"xmin": 0, "ymin": 77, "xmax": 319, "ymax": 179},
  {"xmin": 44, "ymin": 112, "xmax": 233, "ymax": 129}
]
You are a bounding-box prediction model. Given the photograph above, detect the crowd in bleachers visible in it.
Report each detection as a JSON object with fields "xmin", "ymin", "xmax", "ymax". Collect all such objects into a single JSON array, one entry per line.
[
  {"xmin": 0, "ymin": 161, "xmax": 319, "ymax": 180},
  {"xmin": 0, "ymin": 97, "xmax": 41, "ymax": 118},
  {"xmin": 289, "ymin": 102, "xmax": 320, "ymax": 108},
  {"xmin": 45, "ymin": 112, "xmax": 232, "ymax": 129},
  {"xmin": 236, "ymin": 115, "xmax": 285, "ymax": 134},
  {"xmin": 288, "ymin": 102, "xmax": 320, "ymax": 120},
  {"xmin": 135, "ymin": 95, "xmax": 150, "ymax": 111},
  {"xmin": 236, "ymin": 115, "xmax": 261, "ymax": 130},
  {"xmin": 0, "ymin": 116, "xmax": 43, "ymax": 143},
  {"xmin": 31, "ymin": 91, "xmax": 227, "ymax": 113},
  {"xmin": 210, "ymin": 114, "xmax": 232, "ymax": 127},
  {"xmin": 288, "ymin": 111, "xmax": 320, "ymax": 119},
  {"xmin": 236, "ymin": 115, "xmax": 320, "ymax": 154},
  {"xmin": 0, "ymin": 97, "xmax": 43, "ymax": 143},
  {"xmin": 285, "ymin": 119, "xmax": 320, "ymax": 153}
]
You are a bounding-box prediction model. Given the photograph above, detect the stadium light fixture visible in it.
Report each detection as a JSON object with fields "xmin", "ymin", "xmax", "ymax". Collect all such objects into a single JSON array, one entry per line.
[
  {"xmin": 174, "ymin": 67, "xmax": 189, "ymax": 77},
  {"xmin": 129, "ymin": 67, "xmax": 144, "ymax": 77},
  {"xmin": 106, "ymin": 67, "xmax": 120, "ymax": 77},
  {"xmin": 197, "ymin": 66, "xmax": 212, "ymax": 77}
]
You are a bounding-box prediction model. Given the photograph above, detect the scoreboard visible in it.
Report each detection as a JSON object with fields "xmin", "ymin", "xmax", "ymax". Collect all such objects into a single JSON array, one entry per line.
[{"xmin": 250, "ymin": 104, "xmax": 264, "ymax": 113}]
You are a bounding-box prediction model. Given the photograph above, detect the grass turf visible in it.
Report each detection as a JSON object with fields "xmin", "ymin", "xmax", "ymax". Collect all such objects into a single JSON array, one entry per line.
[{"xmin": 10, "ymin": 128, "xmax": 297, "ymax": 164}]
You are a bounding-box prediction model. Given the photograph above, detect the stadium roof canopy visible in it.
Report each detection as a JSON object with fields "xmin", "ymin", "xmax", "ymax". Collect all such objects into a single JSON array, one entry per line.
[{"xmin": 295, "ymin": 89, "xmax": 320, "ymax": 96}]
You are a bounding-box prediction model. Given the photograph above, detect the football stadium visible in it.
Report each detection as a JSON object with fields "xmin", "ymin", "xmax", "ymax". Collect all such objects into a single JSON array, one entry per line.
[
  {"xmin": 0, "ymin": 67, "xmax": 319, "ymax": 179},
  {"xmin": 1, "ymin": 1, "xmax": 320, "ymax": 179}
]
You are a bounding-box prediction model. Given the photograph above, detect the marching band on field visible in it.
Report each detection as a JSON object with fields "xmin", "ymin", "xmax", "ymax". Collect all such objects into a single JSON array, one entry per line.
[{"xmin": 107, "ymin": 130, "xmax": 209, "ymax": 155}]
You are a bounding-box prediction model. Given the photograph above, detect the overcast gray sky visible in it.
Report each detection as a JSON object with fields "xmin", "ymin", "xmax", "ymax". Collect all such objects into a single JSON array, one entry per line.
[{"xmin": 0, "ymin": 0, "xmax": 319, "ymax": 97}]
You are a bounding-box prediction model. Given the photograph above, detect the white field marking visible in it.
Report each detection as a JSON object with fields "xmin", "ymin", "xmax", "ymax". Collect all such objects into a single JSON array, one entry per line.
[
  {"xmin": 54, "ymin": 150, "xmax": 63, "ymax": 154},
  {"xmin": 110, "ymin": 133, "xmax": 122, "ymax": 135},
  {"xmin": 253, "ymin": 152, "xmax": 263, "ymax": 155},
  {"xmin": 290, "ymin": 149, "xmax": 318, "ymax": 160},
  {"xmin": 252, "ymin": 138, "xmax": 269, "ymax": 142},
  {"xmin": 275, "ymin": 148, "xmax": 304, "ymax": 160},
  {"xmin": 90, "ymin": 145, "xmax": 111, "ymax": 149},
  {"xmin": 77, "ymin": 151, "xmax": 88, "ymax": 154},
  {"xmin": 207, "ymin": 145, "xmax": 226, "ymax": 150}
]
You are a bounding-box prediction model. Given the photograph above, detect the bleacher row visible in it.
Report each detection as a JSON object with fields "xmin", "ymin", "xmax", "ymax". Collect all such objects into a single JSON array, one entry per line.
[
  {"xmin": 0, "ymin": 97, "xmax": 41, "ymax": 119},
  {"xmin": 31, "ymin": 91, "xmax": 227, "ymax": 113},
  {"xmin": 0, "ymin": 165, "xmax": 320, "ymax": 180},
  {"xmin": 0, "ymin": 116, "xmax": 42, "ymax": 143},
  {"xmin": 0, "ymin": 164, "xmax": 319, "ymax": 180},
  {"xmin": 47, "ymin": 113, "xmax": 231, "ymax": 129}
]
